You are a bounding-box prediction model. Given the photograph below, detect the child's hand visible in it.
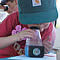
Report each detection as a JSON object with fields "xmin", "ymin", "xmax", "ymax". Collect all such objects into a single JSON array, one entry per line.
[
  {"xmin": 15, "ymin": 29, "xmax": 36, "ymax": 41},
  {"xmin": 42, "ymin": 36, "xmax": 53, "ymax": 53}
]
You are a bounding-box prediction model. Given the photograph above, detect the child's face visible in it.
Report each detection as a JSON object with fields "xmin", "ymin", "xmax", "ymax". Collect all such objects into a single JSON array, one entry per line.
[
  {"xmin": 6, "ymin": 1, "xmax": 17, "ymax": 13},
  {"xmin": 28, "ymin": 23, "xmax": 50, "ymax": 32}
]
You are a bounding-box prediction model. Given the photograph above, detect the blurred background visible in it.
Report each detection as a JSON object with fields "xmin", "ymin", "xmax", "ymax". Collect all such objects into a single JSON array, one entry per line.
[{"xmin": 54, "ymin": 0, "xmax": 60, "ymax": 49}]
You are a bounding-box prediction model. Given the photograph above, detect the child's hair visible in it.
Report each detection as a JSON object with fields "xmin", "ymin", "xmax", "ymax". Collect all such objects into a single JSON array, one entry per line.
[
  {"xmin": 6, "ymin": 0, "xmax": 14, "ymax": 2},
  {"xmin": 1, "ymin": 0, "xmax": 14, "ymax": 3},
  {"xmin": 1, "ymin": 0, "xmax": 14, "ymax": 5}
]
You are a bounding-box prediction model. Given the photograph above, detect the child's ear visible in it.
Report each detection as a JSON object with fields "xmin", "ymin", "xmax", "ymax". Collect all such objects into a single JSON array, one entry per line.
[{"xmin": 15, "ymin": 0, "xmax": 17, "ymax": 4}]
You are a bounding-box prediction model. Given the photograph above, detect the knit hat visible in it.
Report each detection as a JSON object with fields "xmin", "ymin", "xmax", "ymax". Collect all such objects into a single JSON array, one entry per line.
[{"xmin": 18, "ymin": 0, "xmax": 58, "ymax": 24}]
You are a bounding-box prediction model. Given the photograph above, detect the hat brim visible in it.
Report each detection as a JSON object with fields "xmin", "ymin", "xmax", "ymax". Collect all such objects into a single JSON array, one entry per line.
[{"xmin": 19, "ymin": 8, "xmax": 58, "ymax": 24}]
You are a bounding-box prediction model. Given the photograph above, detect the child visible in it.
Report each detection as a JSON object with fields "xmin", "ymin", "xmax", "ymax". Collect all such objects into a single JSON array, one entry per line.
[
  {"xmin": 0, "ymin": 0, "xmax": 58, "ymax": 58},
  {"xmin": 1, "ymin": 0, "xmax": 18, "ymax": 14},
  {"xmin": 0, "ymin": 11, "xmax": 56, "ymax": 58}
]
